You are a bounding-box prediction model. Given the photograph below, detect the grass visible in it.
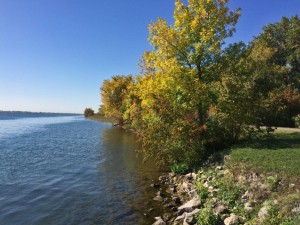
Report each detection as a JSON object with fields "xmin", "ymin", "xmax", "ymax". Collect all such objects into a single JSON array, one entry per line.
[{"xmin": 227, "ymin": 131, "xmax": 300, "ymax": 178}]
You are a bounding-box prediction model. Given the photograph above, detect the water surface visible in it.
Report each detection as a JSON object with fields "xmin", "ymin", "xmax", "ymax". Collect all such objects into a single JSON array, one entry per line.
[{"xmin": 0, "ymin": 112, "xmax": 161, "ymax": 224}]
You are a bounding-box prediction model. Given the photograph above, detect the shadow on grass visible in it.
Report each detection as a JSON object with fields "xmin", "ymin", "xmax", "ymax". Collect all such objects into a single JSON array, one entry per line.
[{"xmin": 236, "ymin": 132, "xmax": 300, "ymax": 151}]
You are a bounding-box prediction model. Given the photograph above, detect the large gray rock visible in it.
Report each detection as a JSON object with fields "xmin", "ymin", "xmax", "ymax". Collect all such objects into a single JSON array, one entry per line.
[{"xmin": 178, "ymin": 197, "xmax": 201, "ymax": 214}]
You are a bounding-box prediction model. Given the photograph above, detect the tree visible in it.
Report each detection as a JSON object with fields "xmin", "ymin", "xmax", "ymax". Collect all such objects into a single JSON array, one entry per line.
[
  {"xmin": 250, "ymin": 15, "xmax": 300, "ymax": 127},
  {"xmin": 124, "ymin": 0, "xmax": 240, "ymax": 166},
  {"xmin": 100, "ymin": 75, "xmax": 134, "ymax": 126},
  {"xmin": 146, "ymin": 0, "xmax": 240, "ymax": 125},
  {"xmin": 84, "ymin": 108, "xmax": 95, "ymax": 117}
]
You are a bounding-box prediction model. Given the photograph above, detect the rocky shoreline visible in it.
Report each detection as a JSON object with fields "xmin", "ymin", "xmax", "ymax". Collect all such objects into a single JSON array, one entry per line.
[
  {"xmin": 148, "ymin": 161, "xmax": 300, "ymax": 225},
  {"xmin": 151, "ymin": 172, "xmax": 202, "ymax": 225}
]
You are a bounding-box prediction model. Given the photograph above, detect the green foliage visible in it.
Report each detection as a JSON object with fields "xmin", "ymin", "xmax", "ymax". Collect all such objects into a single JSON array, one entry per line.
[
  {"xmin": 171, "ymin": 163, "xmax": 189, "ymax": 174},
  {"xmin": 293, "ymin": 114, "xmax": 300, "ymax": 128},
  {"xmin": 196, "ymin": 206, "xmax": 219, "ymax": 225},
  {"xmin": 266, "ymin": 175, "xmax": 281, "ymax": 191},
  {"xmin": 262, "ymin": 203, "xmax": 283, "ymax": 225},
  {"xmin": 84, "ymin": 108, "xmax": 94, "ymax": 117},
  {"xmin": 281, "ymin": 215, "xmax": 300, "ymax": 225},
  {"xmin": 211, "ymin": 174, "xmax": 242, "ymax": 207},
  {"xmin": 98, "ymin": 0, "xmax": 299, "ymax": 166},
  {"xmin": 196, "ymin": 182, "xmax": 209, "ymax": 202}
]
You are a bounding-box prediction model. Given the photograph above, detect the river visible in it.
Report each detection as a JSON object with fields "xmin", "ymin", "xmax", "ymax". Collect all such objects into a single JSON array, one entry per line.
[{"xmin": 0, "ymin": 112, "xmax": 162, "ymax": 224}]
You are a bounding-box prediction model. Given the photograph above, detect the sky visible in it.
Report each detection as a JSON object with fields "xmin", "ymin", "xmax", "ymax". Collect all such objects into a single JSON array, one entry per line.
[{"xmin": 0, "ymin": 0, "xmax": 299, "ymax": 113}]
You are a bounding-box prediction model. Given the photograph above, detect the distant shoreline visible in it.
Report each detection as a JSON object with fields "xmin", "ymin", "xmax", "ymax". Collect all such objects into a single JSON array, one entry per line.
[{"xmin": 0, "ymin": 110, "xmax": 82, "ymax": 115}]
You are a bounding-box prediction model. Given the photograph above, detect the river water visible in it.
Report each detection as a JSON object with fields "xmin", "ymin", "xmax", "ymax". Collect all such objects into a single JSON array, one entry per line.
[{"xmin": 0, "ymin": 112, "xmax": 162, "ymax": 224}]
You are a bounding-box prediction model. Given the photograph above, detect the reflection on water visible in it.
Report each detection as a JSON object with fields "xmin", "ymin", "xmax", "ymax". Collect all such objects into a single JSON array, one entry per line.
[
  {"xmin": 0, "ymin": 113, "xmax": 163, "ymax": 225},
  {"xmin": 100, "ymin": 127, "xmax": 163, "ymax": 224}
]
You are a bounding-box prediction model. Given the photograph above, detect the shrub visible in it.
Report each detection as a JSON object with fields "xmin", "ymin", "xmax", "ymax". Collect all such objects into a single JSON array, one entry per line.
[
  {"xmin": 84, "ymin": 108, "xmax": 95, "ymax": 117},
  {"xmin": 293, "ymin": 114, "xmax": 300, "ymax": 128},
  {"xmin": 171, "ymin": 163, "xmax": 189, "ymax": 174},
  {"xmin": 196, "ymin": 206, "xmax": 219, "ymax": 225}
]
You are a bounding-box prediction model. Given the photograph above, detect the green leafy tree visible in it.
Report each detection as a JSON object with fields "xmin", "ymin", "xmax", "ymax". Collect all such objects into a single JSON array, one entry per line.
[{"xmin": 250, "ymin": 15, "xmax": 300, "ymax": 127}]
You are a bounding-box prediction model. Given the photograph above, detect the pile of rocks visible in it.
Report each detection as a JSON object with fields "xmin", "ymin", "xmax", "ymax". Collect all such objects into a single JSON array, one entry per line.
[
  {"xmin": 151, "ymin": 172, "xmax": 201, "ymax": 225},
  {"xmin": 149, "ymin": 162, "xmax": 298, "ymax": 225}
]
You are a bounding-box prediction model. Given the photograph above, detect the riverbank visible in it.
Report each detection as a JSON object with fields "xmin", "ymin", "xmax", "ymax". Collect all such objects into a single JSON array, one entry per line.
[{"xmin": 150, "ymin": 131, "xmax": 300, "ymax": 225}]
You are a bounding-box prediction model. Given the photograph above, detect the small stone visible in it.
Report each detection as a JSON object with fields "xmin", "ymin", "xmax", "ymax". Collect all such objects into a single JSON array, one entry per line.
[
  {"xmin": 153, "ymin": 196, "xmax": 163, "ymax": 201},
  {"xmin": 165, "ymin": 201, "xmax": 177, "ymax": 208},
  {"xmin": 224, "ymin": 213, "xmax": 239, "ymax": 225},
  {"xmin": 172, "ymin": 196, "xmax": 181, "ymax": 204},
  {"xmin": 258, "ymin": 206, "xmax": 270, "ymax": 220},
  {"xmin": 162, "ymin": 213, "xmax": 172, "ymax": 222},
  {"xmin": 152, "ymin": 217, "xmax": 166, "ymax": 225},
  {"xmin": 216, "ymin": 166, "xmax": 223, "ymax": 170},
  {"xmin": 241, "ymin": 191, "xmax": 250, "ymax": 203},
  {"xmin": 191, "ymin": 173, "xmax": 197, "ymax": 179},
  {"xmin": 169, "ymin": 172, "xmax": 176, "ymax": 178},
  {"xmin": 178, "ymin": 197, "xmax": 201, "ymax": 214},
  {"xmin": 151, "ymin": 183, "xmax": 160, "ymax": 188},
  {"xmin": 214, "ymin": 204, "xmax": 229, "ymax": 214},
  {"xmin": 170, "ymin": 186, "xmax": 177, "ymax": 193},
  {"xmin": 189, "ymin": 189, "xmax": 198, "ymax": 198},
  {"xmin": 175, "ymin": 213, "xmax": 186, "ymax": 223},
  {"xmin": 244, "ymin": 202, "xmax": 253, "ymax": 212}
]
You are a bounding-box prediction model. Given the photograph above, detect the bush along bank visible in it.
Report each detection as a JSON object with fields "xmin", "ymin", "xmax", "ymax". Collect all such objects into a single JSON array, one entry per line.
[{"xmin": 150, "ymin": 157, "xmax": 300, "ymax": 225}]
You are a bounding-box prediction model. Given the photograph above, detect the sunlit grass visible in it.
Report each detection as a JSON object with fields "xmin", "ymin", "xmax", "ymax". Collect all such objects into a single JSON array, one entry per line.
[{"xmin": 227, "ymin": 132, "xmax": 300, "ymax": 178}]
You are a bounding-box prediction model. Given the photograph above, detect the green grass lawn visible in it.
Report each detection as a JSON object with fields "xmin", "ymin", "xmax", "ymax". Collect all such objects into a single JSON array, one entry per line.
[{"xmin": 227, "ymin": 132, "xmax": 300, "ymax": 178}]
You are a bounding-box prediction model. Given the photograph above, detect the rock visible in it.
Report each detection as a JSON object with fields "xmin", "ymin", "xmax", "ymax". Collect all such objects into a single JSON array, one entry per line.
[
  {"xmin": 203, "ymin": 181, "xmax": 209, "ymax": 188},
  {"xmin": 153, "ymin": 196, "xmax": 163, "ymax": 201},
  {"xmin": 258, "ymin": 205, "xmax": 269, "ymax": 220},
  {"xmin": 151, "ymin": 183, "xmax": 160, "ymax": 188},
  {"xmin": 162, "ymin": 213, "xmax": 172, "ymax": 222},
  {"xmin": 191, "ymin": 173, "xmax": 197, "ymax": 180},
  {"xmin": 224, "ymin": 213, "xmax": 239, "ymax": 225},
  {"xmin": 216, "ymin": 166, "xmax": 223, "ymax": 170},
  {"xmin": 152, "ymin": 217, "xmax": 166, "ymax": 225},
  {"xmin": 241, "ymin": 191, "xmax": 251, "ymax": 203},
  {"xmin": 165, "ymin": 201, "xmax": 177, "ymax": 208},
  {"xmin": 175, "ymin": 213, "xmax": 186, "ymax": 223},
  {"xmin": 178, "ymin": 197, "xmax": 201, "ymax": 214},
  {"xmin": 156, "ymin": 191, "xmax": 162, "ymax": 196},
  {"xmin": 185, "ymin": 173, "xmax": 193, "ymax": 180},
  {"xmin": 244, "ymin": 202, "xmax": 253, "ymax": 212},
  {"xmin": 172, "ymin": 196, "xmax": 181, "ymax": 204},
  {"xmin": 148, "ymin": 208, "xmax": 154, "ymax": 212},
  {"xmin": 169, "ymin": 172, "xmax": 176, "ymax": 178},
  {"xmin": 214, "ymin": 204, "xmax": 229, "ymax": 214},
  {"xmin": 184, "ymin": 215, "xmax": 197, "ymax": 225},
  {"xmin": 184, "ymin": 208, "xmax": 200, "ymax": 224},
  {"xmin": 170, "ymin": 186, "xmax": 177, "ymax": 193},
  {"xmin": 188, "ymin": 189, "xmax": 198, "ymax": 198}
]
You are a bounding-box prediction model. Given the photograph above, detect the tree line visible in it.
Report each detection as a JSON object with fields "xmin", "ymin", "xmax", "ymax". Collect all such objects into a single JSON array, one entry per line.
[{"xmin": 98, "ymin": 0, "xmax": 300, "ymax": 167}]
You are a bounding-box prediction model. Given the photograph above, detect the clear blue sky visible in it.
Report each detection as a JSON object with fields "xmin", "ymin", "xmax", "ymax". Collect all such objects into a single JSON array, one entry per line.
[{"xmin": 0, "ymin": 0, "xmax": 299, "ymax": 113}]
